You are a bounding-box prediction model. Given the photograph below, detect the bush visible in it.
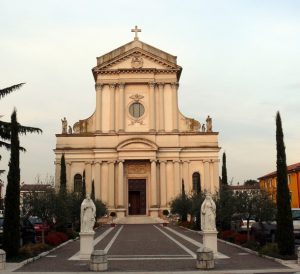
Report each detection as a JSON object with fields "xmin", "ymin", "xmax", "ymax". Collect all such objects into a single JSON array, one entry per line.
[
  {"xmin": 259, "ymin": 243, "xmax": 279, "ymax": 257},
  {"xmin": 219, "ymin": 230, "xmax": 237, "ymax": 242},
  {"xmin": 45, "ymin": 232, "xmax": 68, "ymax": 246},
  {"xmin": 162, "ymin": 209, "xmax": 169, "ymax": 216},
  {"xmin": 19, "ymin": 243, "xmax": 50, "ymax": 257},
  {"xmin": 242, "ymin": 240, "xmax": 260, "ymax": 251},
  {"xmin": 234, "ymin": 233, "xmax": 249, "ymax": 245}
]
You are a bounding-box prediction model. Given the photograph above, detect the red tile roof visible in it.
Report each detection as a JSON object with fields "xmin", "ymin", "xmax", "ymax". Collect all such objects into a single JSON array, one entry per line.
[
  {"xmin": 20, "ymin": 184, "xmax": 53, "ymax": 192},
  {"xmin": 258, "ymin": 162, "xmax": 300, "ymax": 180}
]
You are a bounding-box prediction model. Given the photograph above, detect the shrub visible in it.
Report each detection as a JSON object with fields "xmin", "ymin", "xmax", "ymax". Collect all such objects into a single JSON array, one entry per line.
[
  {"xmin": 19, "ymin": 243, "xmax": 50, "ymax": 257},
  {"xmin": 234, "ymin": 233, "xmax": 249, "ymax": 245},
  {"xmin": 162, "ymin": 209, "xmax": 169, "ymax": 216},
  {"xmin": 259, "ymin": 243, "xmax": 279, "ymax": 257},
  {"xmin": 219, "ymin": 230, "xmax": 237, "ymax": 242},
  {"xmin": 242, "ymin": 240, "xmax": 260, "ymax": 251},
  {"xmin": 45, "ymin": 232, "xmax": 68, "ymax": 246}
]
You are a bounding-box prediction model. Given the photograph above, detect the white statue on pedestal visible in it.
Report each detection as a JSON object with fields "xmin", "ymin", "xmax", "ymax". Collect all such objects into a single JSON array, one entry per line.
[
  {"xmin": 80, "ymin": 194, "xmax": 96, "ymax": 233},
  {"xmin": 201, "ymin": 194, "xmax": 216, "ymax": 231}
]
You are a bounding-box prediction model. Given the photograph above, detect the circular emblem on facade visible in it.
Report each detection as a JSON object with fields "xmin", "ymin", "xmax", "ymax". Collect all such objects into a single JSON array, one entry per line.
[
  {"xmin": 129, "ymin": 102, "xmax": 145, "ymax": 118},
  {"xmin": 131, "ymin": 54, "xmax": 143, "ymax": 69}
]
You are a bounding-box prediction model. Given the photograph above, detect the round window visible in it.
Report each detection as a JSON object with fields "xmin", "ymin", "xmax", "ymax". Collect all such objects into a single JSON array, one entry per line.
[{"xmin": 129, "ymin": 102, "xmax": 145, "ymax": 118}]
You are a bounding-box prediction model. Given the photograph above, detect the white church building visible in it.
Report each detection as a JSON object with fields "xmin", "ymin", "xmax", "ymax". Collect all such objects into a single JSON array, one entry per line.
[{"xmin": 54, "ymin": 27, "xmax": 220, "ymax": 218}]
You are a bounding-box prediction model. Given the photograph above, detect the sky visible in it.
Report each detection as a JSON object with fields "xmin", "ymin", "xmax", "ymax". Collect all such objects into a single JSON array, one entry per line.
[{"xmin": 0, "ymin": 0, "xmax": 300, "ymax": 187}]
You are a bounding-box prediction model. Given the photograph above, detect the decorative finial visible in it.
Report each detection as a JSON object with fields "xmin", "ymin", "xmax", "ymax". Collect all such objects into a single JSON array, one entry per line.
[{"xmin": 131, "ymin": 25, "xmax": 141, "ymax": 40}]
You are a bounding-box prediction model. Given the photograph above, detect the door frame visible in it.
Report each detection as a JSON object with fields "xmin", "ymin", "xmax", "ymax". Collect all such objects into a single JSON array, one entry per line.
[{"xmin": 126, "ymin": 177, "xmax": 148, "ymax": 216}]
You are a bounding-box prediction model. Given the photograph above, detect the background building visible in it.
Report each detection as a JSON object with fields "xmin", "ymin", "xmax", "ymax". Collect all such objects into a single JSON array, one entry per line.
[{"xmin": 259, "ymin": 162, "xmax": 300, "ymax": 208}]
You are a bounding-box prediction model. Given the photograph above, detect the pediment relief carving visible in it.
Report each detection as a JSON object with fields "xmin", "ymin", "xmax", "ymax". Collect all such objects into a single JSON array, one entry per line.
[
  {"xmin": 117, "ymin": 138, "xmax": 158, "ymax": 151},
  {"xmin": 94, "ymin": 49, "xmax": 179, "ymax": 71}
]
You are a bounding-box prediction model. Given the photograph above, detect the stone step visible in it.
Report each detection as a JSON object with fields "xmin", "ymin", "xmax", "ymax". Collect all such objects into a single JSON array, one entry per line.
[{"xmin": 115, "ymin": 216, "xmax": 165, "ymax": 224}]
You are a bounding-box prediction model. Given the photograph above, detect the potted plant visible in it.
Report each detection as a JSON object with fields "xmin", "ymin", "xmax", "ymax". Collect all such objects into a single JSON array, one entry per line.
[{"xmin": 110, "ymin": 212, "xmax": 116, "ymax": 227}]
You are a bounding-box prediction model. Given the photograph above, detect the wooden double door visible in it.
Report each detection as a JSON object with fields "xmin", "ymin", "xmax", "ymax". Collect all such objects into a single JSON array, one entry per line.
[{"xmin": 128, "ymin": 179, "xmax": 146, "ymax": 215}]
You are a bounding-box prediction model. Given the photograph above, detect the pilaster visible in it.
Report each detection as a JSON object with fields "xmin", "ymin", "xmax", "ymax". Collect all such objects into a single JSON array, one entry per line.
[
  {"xmin": 117, "ymin": 160, "xmax": 124, "ymax": 207},
  {"xmin": 95, "ymin": 83, "xmax": 103, "ymax": 132},
  {"xmin": 149, "ymin": 82, "xmax": 156, "ymax": 132},
  {"xmin": 158, "ymin": 83, "xmax": 165, "ymax": 132},
  {"xmin": 118, "ymin": 83, "xmax": 125, "ymax": 132},
  {"xmin": 109, "ymin": 84, "xmax": 116, "ymax": 133},
  {"xmin": 159, "ymin": 160, "xmax": 167, "ymax": 207},
  {"xmin": 171, "ymin": 82, "xmax": 179, "ymax": 132}
]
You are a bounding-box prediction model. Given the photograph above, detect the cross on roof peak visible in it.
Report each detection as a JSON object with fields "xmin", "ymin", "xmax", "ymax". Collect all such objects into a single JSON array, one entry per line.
[{"xmin": 131, "ymin": 25, "xmax": 141, "ymax": 41}]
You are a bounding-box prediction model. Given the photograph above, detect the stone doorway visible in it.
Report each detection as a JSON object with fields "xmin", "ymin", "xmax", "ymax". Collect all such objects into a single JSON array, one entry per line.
[{"xmin": 128, "ymin": 179, "xmax": 146, "ymax": 215}]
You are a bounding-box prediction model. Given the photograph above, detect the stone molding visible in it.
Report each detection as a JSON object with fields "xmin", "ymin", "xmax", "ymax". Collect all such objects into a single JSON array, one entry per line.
[{"xmin": 95, "ymin": 83, "xmax": 103, "ymax": 91}]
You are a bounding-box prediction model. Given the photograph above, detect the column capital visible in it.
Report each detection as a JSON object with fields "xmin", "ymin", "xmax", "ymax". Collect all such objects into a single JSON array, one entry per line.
[
  {"xmin": 148, "ymin": 82, "xmax": 156, "ymax": 89},
  {"xmin": 109, "ymin": 83, "xmax": 116, "ymax": 90},
  {"xmin": 171, "ymin": 82, "xmax": 179, "ymax": 90},
  {"xmin": 84, "ymin": 161, "xmax": 92, "ymax": 165},
  {"xmin": 95, "ymin": 161, "xmax": 102, "ymax": 165},
  {"xmin": 159, "ymin": 160, "xmax": 167, "ymax": 164},
  {"xmin": 118, "ymin": 159, "xmax": 125, "ymax": 163},
  {"xmin": 157, "ymin": 82, "xmax": 165, "ymax": 88},
  {"xmin": 108, "ymin": 160, "xmax": 116, "ymax": 164},
  {"xmin": 181, "ymin": 160, "xmax": 190, "ymax": 164},
  {"xmin": 150, "ymin": 159, "xmax": 157, "ymax": 163},
  {"xmin": 95, "ymin": 83, "xmax": 103, "ymax": 91},
  {"xmin": 66, "ymin": 162, "xmax": 72, "ymax": 166},
  {"xmin": 173, "ymin": 160, "xmax": 180, "ymax": 163},
  {"xmin": 118, "ymin": 82, "xmax": 125, "ymax": 89},
  {"xmin": 54, "ymin": 161, "xmax": 61, "ymax": 165}
]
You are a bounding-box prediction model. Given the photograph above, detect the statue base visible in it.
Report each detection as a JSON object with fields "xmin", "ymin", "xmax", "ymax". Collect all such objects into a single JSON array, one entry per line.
[
  {"xmin": 149, "ymin": 208, "xmax": 159, "ymax": 218},
  {"xmin": 200, "ymin": 230, "xmax": 218, "ymax": 256},
  {"xmin": 80, "ymin": 231, "xmax": 95, "ymax": 259}
]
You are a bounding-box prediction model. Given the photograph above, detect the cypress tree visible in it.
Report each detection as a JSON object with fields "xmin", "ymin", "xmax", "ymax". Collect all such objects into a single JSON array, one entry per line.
[
  {"xmin": 91, "ymin": 179, "xmax": 95, "ymax": 201},
  {"xmin": 3, "ymin": 110, "xmax": 20, "ymax": 257},
  {"xmin": 60, "ymin": 153, "xmax": 66, "ymax": 193},
  {"xmin": 82, "ymin": 170, "xmax": 86, "ymax": 199},
  {"xmin": 276, "ymin": 111, "xmax": 294, "ymax": 255},
  {"xmin": 221, "ymin": 152, "xmax": 228, "ymax": 185}
]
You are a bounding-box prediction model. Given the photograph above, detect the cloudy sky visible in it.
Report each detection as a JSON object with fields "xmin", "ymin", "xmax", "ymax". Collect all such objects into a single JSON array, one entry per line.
[{"xmin": 1, "ymin": 0, "xmax": 299, "ymax": 186}]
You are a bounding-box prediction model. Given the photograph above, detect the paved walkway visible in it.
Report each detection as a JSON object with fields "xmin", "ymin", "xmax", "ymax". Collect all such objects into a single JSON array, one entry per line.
[{"xmin": 4, "ymin": 224, "xmax": 300, "ymax": 273}]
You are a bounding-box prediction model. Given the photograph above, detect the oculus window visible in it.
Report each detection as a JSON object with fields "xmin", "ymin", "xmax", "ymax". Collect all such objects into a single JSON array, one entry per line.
[{"xmin": 129, "ymin": 102, "xmax": 145, "ymax": 118}]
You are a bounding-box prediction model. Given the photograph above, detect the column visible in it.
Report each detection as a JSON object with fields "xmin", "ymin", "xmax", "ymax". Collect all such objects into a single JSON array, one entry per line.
[
  {"xmin": 108, "ymin": 161, "xmax": 115, "ymax": 208},
  {"xmin": 171, "ymin": 82, "xmax": 179, "ymax": 132},
  {"xmin": 66, "ymin": 162, "xmax": 72, "ymax": 192},
  {"xmin": 160, "ymin": 161, "xmax": 167, "ymax": 207},
  {"xmin": 118, "ymin": 83, "xmax": 125, "ymax": 132},
  {"xmin": 173, "ymin": 160, "xmax": 180, "ymax": 197},
  {"xmin": 150, "ymin": 160, "xmax": 157, "ymax": 206},
  {"xmin": 166, "ymin": 161, "xmax": 174, "ymax": 202},
  {"xmin": 183, "ymin": 161, "xmax": 190, "ymax": 192},
  {"xmin": 204, "ymin": 160, "xmax": 210, "ymax": 193},
  {"xmin": 118, "ymin": 160, "xmax": 124, "ymax": 207},
  {"xmin": 95, "ymin": 83, "xmax": 103, "ymax": 132},
  {"xmin": 158, "ymin": 83, "xmax": 165, "ymax": 131},
  {"xmin": 94, "ymin": 161, "xmax": 101, "ymax": 200},
  {"xmin": 149, "ymin": 82, "xmax": 156, "ymax": 131},
  {"xmin": 101, "ymin": 162, "xmax": 109, "ymax": 204},
  {"xmin": 109, "ymin": 84, "xmax": 116, "ymax": 132},
  {"xmin": 85, "ymin": 162, "xmax": 92, "ymax": 195}
]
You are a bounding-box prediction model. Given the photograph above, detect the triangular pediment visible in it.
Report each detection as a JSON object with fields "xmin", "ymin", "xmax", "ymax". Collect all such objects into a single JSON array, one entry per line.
[{"xmin": 92, "ymin": 40, "xmax": 182, "ymax": 78}]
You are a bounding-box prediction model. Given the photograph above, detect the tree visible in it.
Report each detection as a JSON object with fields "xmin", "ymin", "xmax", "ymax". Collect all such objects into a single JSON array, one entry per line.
[
  {"xmin": 82, "ymin": 170, "xmax": 86, "ymax": 199},
  {"xmin": 60, "ymin": 153, "xmax": 66, "ymax": 193},
  {"xmin": 3, "ymin": 110, "xmax": 21, "ymax": 257},
  {"xmin": 244, "ymin": 179, "xmax": 258, "ymax": 186},
  {"xmin": 170, "ymin": 184, "xmax": 191, "ymax": 222},
  {"xmin": 221, "ymin": 152, "xmax": 228, "ymax": 185},
  {"xmin": 91, "ymin": 180, "xmax": 95, "ymax": 201},
  {"xmin": 0, "ymin": 83, "xmax": 42, "ymax": 174},
  {"xmin": 275, "ymin": 111, "xmax": 294, "ymax": 255}
]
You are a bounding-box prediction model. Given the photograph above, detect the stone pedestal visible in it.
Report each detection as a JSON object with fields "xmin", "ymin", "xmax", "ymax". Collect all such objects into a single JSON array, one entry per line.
[
  {"xmin": 80, "ymin": 231, "xmax": 95, "ymax": 259},
  {"xmin": 90, "ymin": 250, "xmax": 108, "ymax": 271},
  {"xmin": 200, "ymin": 230, "xmax": 218, "ymax": 256},
  {"xmin": 116, "ymin": 208, "xmax": 126, "ymax": 218},
  {"xmin": 149, "ymin": 208, "xmax": 159, "ymax": 218},
  {"xmin": 0, "ymin": 249, "xmax": 6, "ymax": 270},
  {"xmin": 196, "ymin": 247, "xmax": 214, "ymax": 269}
]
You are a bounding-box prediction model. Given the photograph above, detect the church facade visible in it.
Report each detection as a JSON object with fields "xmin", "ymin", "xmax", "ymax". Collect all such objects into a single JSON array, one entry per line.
[{"xmin": 54, "ymin": 29, "xmax": 220, "ymax": 218}]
